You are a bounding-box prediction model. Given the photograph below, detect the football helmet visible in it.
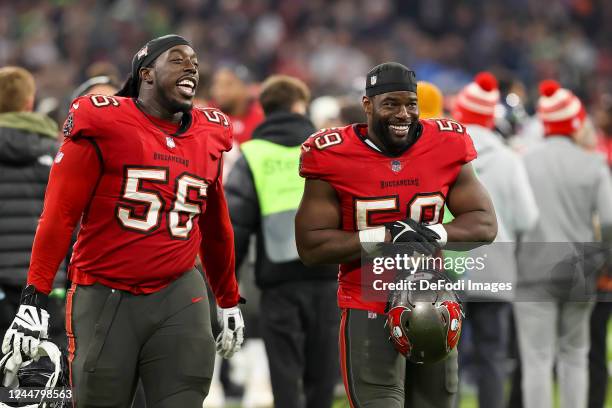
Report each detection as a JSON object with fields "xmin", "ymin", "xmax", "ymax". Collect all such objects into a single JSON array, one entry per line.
[
  {"xmin": 386, "ymin": 270, "xmax": 463, "ymax": 364},
  {"xmin": 0, "ymin": 340, "xmax": 70, "ymax": 408}
]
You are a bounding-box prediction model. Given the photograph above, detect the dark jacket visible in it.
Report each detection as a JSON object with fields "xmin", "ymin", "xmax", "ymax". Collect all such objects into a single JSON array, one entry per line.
[
  {"xmin": 0, "ymin": 112, "xmax": 60, "ymax": 287},
  {"xmin": 225, "ymin": 112, "xmax": 337, "ymax": 289}
]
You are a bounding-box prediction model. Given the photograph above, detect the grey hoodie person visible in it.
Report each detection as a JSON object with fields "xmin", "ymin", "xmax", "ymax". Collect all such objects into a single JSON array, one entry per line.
[{"xmin": 464, "ymin": 124, "xmax": 539, "ymax": 301}]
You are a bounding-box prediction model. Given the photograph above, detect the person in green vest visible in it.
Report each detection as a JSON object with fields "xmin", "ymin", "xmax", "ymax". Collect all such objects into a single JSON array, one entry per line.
[{"xmin": 225, "ymin": 75, "xmax": 339, "ymax": 408}]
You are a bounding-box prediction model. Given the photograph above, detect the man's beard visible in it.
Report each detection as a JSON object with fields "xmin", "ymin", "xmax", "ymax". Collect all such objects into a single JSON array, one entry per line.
[
  {"xmin": 371, "ymin": 113, "xmax": 396, "ymax": 152},
  {"xmin": 156, "ymin": 85, "xmax": 193, "ymax": 114},
  {"xmin": 370, "ymin": 112, "xmax": 420, "ymax": 156}
]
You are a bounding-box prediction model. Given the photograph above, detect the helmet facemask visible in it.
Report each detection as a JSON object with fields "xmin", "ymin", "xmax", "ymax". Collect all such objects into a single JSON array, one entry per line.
[{"xmin": 386, "ymin": 270, "xmax": 464, "ymax": 364}]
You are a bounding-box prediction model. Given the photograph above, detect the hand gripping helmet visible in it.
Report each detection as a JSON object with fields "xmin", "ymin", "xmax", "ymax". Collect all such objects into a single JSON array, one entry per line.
[
  {"xmin": 386, "ymin": 270, "xmax": 463, "ymax": 364},
  {"xmin": 0, "ymin": 340, "xmax": 70, "ymax": 408}
]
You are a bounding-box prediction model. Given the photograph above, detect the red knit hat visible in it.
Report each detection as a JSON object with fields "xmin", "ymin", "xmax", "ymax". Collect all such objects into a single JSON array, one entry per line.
[
  {"xmin": 452, "ymin": 72, "xmax": 499, "ymax": 129},
  {"xmin": 537, "ymin": 80, "xmax": 586, "ymax": 136}
]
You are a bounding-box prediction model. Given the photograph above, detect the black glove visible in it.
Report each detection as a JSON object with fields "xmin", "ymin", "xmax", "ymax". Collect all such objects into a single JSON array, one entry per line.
[{"xmin": 384, "ymin": 218, "xmax": 441, "ymax": 256}]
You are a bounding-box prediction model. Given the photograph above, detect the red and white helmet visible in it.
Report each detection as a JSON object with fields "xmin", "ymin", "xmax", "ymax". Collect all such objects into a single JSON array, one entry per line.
[{"xmin": 386, "ymin": 270, "xmax": 463, "ymax": 364}]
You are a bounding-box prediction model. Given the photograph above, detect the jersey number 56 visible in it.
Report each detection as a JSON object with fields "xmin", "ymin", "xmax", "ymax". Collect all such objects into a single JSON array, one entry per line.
[{"xmin": 115, "ymin": 167, "xmax": 208, "ymax": 239}]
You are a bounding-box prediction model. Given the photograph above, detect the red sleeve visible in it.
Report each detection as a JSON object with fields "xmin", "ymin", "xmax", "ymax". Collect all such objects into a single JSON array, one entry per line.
[
  {"xmin": 199, "ymin": 174, "xmax": 241, "ymax": 308},
  {"xmin": 62, "ymin": 96, "xmax": 96, "ymax": 139},
  {"xmin": 299, "ymin": 132, "xmax": 329, "ymax": 180},
  {"xmin": 27, "ymin": 137, "xmax": 101, "ymax": 294}
]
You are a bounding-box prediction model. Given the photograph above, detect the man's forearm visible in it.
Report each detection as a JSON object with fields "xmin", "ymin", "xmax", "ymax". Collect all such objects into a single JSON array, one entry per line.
[
  {"xmin": 200, "ymin": 182, "xmax": 241, "ymax": 308},
  {"xmin": 297, "ymin": 229, "xmax": 362, "ymax": 265},
  {"xmin": 444, "ymin": 209, "xmax": 497, "ymax": 248}
]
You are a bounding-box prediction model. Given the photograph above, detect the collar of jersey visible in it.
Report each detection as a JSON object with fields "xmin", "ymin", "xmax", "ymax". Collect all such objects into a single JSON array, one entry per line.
[{"xmin": 133, "ymin": 98, "xmax": 193, "ymax": 137}]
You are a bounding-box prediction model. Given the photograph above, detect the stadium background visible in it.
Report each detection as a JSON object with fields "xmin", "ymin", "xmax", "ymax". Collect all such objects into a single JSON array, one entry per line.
[
  {"xmin": 0, "ymin": 0, "xmax": 610, "ymax": 407},
  {"xmin": 2, "ymin": 0, "xmax": 611, "ymax": 119}
]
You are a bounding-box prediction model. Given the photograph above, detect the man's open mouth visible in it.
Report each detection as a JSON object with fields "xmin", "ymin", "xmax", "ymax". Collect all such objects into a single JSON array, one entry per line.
[
  {"xmin": 176, "ymin": 77, "xmax": 196, "ymax": 97},
  {"xmin": 389, "ymin": 123, "xmax": 411, "ymax": 137}
]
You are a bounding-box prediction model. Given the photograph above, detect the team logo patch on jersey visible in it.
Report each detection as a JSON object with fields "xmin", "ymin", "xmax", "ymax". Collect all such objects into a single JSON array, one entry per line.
[
  {"xmin": 54, "ymin": 152, "xmax": 64, "ymax": 164},
  {"xmin": 391, "ymin": 160, "xmax": 402, "ymax": 173},
  {"xmin": 62, "ymin": 112, "xmax": 74, "ymax": 137},
  {"xmin": 166, "ymin": 136, "xmax": 176, "ymax": 149}
]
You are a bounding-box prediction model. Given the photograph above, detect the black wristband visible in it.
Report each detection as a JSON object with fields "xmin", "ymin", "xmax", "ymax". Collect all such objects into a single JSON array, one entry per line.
[{"xmin": 20, "ymin": 285, "xmax": 49, "ymax": 309}]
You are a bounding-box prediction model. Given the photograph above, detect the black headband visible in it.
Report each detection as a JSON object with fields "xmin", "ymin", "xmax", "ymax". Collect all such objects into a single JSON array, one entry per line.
[
  {"xmin": 116, "ymin": 34, "xmax": 192, "ymax": 97},
  {"xmin": 365, "ymin": 62, "xmax": 417, "ymax": 97}
]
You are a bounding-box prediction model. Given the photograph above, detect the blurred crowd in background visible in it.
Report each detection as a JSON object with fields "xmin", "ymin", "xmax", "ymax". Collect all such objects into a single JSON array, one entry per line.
[
  {"xmin": 0, "ymin": 1, "xmax": 611, "ymax": 408},
  {"xmin": 1, "ymin": 0, "xmax": 611, "ymax": 120}
]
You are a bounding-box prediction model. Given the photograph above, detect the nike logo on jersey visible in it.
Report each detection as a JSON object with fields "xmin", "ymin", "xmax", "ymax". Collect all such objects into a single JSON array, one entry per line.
[{"xmin": 191, "ymin": 296, "xmax": 204, "ymax": 303}]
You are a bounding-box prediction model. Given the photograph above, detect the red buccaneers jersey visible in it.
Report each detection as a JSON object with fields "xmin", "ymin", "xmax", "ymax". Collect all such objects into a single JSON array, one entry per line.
[
  {"xmin": 299, "ymin": 120, "xmax": 477, "ymax": 313},
  {"xmin": 63, "ymin": 95, "xmax": 232, "ymax": 292}
]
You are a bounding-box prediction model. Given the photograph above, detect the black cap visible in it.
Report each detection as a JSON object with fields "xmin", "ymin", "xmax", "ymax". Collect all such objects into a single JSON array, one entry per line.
[
  {"xmin": 116, "ymin": 34, "xmax": 192, "ymax": 98},
  {"xmin": 365, "ymin": 62, "xmax": 417, "ymax": 97}
]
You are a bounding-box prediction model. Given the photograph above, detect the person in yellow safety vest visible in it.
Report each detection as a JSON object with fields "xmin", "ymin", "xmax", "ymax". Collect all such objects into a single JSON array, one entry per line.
[{"xmin": 224, "ymin": 75, "xmax": 339, "ymax": 408}]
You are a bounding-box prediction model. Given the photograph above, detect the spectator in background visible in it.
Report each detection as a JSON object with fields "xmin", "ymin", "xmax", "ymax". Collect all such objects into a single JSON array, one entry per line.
[
  {"xmin": 0, "ymin": 66, "xmax": 64, "ymax": 343},
  {"xmin": 516, "ymin": 80, "xmax": 612, "ymax": 408},
  {"xmin": 211, "ymin": 65, "xmax": 265, "ymax": 182},
  {"xmin": 595, "ymin": 94, "xmax": 612, "ymax": 167},
  {"xmin": 588, "ymin": 247, "xmax": 611, "ymax": 408},
  {"xmin": 225, "ymin": 75, "xmax": 339, "ymax": 408},
  {"xmin": 417, "ymin": 81, "xmax": 444, "ymax": 119},
  {"xmin": 494, "ymin": 73, "xmax": 529, "ymax": 149},
  {"xmin": 70, "ymin": 75, "xmax": 119, "ymax": 101},
  {"xmin": 208, "ymin": 64, "xmax": 266, "ymax": 407},
  {"xmin": 83, "ymin": 61, "xmax": 120, "ymax": 86},
  {"xmin": 194, "ymin": 66, "xmax": 214, "ymax": 108},
  {"xmin": 588, "ymin": 92, "xmax": 612, "ymax": 408},
  {"xmin": 210, "ymin": 65, "xmax": 264, "ymax": 145},
  {"xmin": 338, "ymin": 100, "xmax": 367, "ymax": 126},
  {"xmin": 452, "ymin": 72, "xmax": 539, "ymax": 408},
  {"xmin": 310, "ymin": 96, "xmax": 342, "ymax": 129},
  {"xmin": 0, "ymin": 1, "xmax": 609, "ymax": 111}
]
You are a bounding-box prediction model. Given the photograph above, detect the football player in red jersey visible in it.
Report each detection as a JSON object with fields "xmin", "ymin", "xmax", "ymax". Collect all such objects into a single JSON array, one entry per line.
[
  {"xmin": 1, "ymin": 35, "xmax": 245, "ymax": 408},
  {"xmin": 296, "ymin": 62, "xmax": 497, "ymax": 408}
]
